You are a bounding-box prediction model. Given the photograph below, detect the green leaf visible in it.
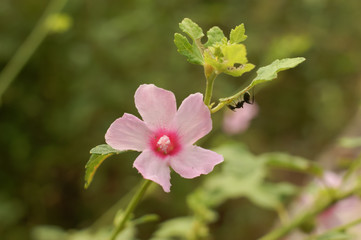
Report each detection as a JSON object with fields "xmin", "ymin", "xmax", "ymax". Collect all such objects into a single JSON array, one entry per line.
[
  {"xmin": 230, "ymin": 24, "xmax": 247, "ymax": 44},
  {"xmin": 187, "ymin": 190, "xmax": 217, "ymax": 222},
  {"xmin": 224, "ymin": 63, "xmax": 255, "ymax": 77},
  {"xmin": 132, "ymin": 214, "xmax": 159, "ymax": 226},
  {"xmin": 204, "ymin": 26, "xmax": 225, "ymax": 47},
  {"xmin": 174, "ymin": 33, "xmax": 203, "ymax": 65},
  {"xmin": 179, "ymin": 18, "xmax": 204, "ymax": 40},
  {"xmin": 203, "ymin": 49, "xmax": 224, "ymax": 71},
  {"xmin": 260, "ymin": 152, "xmax": 323, "ymax": 176},
  {"xmin": 150, "ymin": 217, "xmax": 195, "ymax": 240},
  {"xmin": 197, "ymin": 143, "xmax": 298, "ymax": 210},
  {"xmin": 250, "ymin": 57, "xmax": 306, "ymax": 87},
  {"xmin": 247, "ymin": 182, "xmax": 297, "ymax": 209},
  {"xmin": 222, "ymin": 44, "xmax": 248, "ymax": 66},
  {"xmin": 199, "ymin": 144, "xmax": 266, "ymax": 206},
  {"xmin": 90, "ymin": 144, "xmax": 122, "ymax": 155},
  {"xmin": 85, "ymin": 154, "xmax": 111, "ymax": 189},
  {"xmin": 204, "ymin": 43, "xmax": 254, "ymax": 77},
  {"xmin": 85, "ymin": 144, "xmax": 124, "ymax": 189}
]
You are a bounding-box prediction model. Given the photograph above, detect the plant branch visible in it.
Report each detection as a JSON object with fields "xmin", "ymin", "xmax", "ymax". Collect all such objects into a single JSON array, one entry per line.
[
  {"xmin": 203, "ymin": 71, "xmax": 217, "ymax": 107},
  {"xmin": 210, "ymin": 83, "xmax": 252, "ymax": 114},
  {"xmin": 0, "ymin": 0, "xmax": 68, "ymax": 101},
  {"xmin": 109, "ymin": 179, "xmax": 152, "ymax": 240}
]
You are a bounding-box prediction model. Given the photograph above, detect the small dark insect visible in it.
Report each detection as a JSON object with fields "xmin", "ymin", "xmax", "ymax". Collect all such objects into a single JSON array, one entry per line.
[{"xmin": 227, "ymin": 91, "xmax": 254, "ymax": 111}]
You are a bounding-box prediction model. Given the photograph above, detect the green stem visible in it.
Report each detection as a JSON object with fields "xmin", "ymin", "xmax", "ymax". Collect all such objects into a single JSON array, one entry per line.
[
  {"xmin": 109, "ymin": 179, "xmax": 152, "ymax": 240},
  {"xmin": 258, "ymin": 187, "xmax": 359, "ymax": 240},
  {"xmin": 210, "ymin": 83, "xmax": 252, "ymax": 114},
  {"xmin": 204, "ymin": 72, "xmax": 217, "ymax": 107},
  {"xmin": 0, "ymin": 0, "xmax": 68, "ymax": 100},
  {"xmin": 89, "ymin": 182, "xmax": 142, "ymax": 230}
]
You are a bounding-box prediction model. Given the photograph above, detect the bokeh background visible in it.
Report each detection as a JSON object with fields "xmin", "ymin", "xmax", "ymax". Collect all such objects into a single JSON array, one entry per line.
[{"xmin": 1, "ymin": 0, "xmax": 361, "ymax": 239}]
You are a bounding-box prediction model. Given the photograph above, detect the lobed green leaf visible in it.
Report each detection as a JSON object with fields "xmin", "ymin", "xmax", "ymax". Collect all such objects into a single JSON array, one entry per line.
[
  {"xmin": 230, "ymin": 24, "xmax": 247, "ymax": 44},
  {"xmin": 174, "ymin": 33, "xmax": 203, "ymax": 65},
  {"xmin": 179, "ymin": 18, "xmax": 204, "ymax": 40},
  {"xmin": 204, "ymin": 26, "xmax": 225, "ymax": 47},
  {"xmin": 222, "ymin": 44, "xmax": 248, "ymax": 66},
  {"xmin": 204, "ymin": 43, "xmax": 254, "ymax": 77},
  {"xmin": 250, "ymin": 57, "xmax": 306, "ymax": 87}
]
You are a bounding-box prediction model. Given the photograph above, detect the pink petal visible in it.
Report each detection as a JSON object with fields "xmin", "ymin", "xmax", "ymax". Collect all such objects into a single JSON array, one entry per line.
[
  {"xmin": 170, "ymin": 146, "xmax": 223, "ymax": 179},
  {"xmin": 134, "ymin": 84, "xmax": 177, "ymax": 129},
  {"xmin": 105, "ymin": 113, "xmax": 151, "ymax": 151},
  {"xmin": 173, "ymin": 93, "xmax": 212, "ymax": 144},
  {"xmin": 133, "ymin": 149, "xmax": 171, "ymax": 192},
  {"xmin": 222, "ymin": 103, "xmax": 258, "ymax": 135}
]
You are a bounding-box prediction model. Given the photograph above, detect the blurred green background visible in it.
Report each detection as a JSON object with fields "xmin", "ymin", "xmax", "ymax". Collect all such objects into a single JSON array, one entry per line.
[{"xmin": 1, "ymin": 0, "xmax": 361, "ymax": 239}]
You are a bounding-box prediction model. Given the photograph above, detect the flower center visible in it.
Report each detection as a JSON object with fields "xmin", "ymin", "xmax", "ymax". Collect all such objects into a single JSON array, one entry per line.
[
  {"xmin": 150, "ymin": 130, "xmax": 181, "ymax": 158},
  {"xmin": 156, "ymin": 135, "xmax": 172, "ymax": 154}
]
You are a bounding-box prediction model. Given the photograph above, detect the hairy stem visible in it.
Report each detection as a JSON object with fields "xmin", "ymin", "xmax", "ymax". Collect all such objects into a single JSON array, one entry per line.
[
  {"xmin": 109, "ymin": 179, "xmax": 152, "ymax": 240},
  {"xmin": 0, "ymin": 0, "xmax": 68, "ymax": 100}
]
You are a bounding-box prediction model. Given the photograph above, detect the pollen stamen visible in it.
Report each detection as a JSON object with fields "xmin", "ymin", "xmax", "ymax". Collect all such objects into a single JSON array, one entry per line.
[{"xmin": 157, "ymin": 135, "xmax": 171, "ymax": 154}]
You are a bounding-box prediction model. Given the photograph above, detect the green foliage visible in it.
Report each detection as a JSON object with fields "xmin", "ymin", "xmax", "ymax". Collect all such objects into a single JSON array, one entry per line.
[
  {"xmin": 250, "ymin": 57, "xmax": 306, "ymax": 87},
  {"xmin": 179, "ymin": 18, "xmax": 204, "ymax": 40},
  {"xmin": 3, "ymin": 1, "xmax": 361, "ymax": 239},
  {"xmin": 175, "ymin": 18, "xmax": 255, "ymax": 78},
  {"xmin": 230, "ymin": 24, "xmax": 247, "ymax": 44},
  {"xmin": 204, "ymin": 26, "xmax": 225, "ymax": 47},
  {"xmin": 260, "ymin": 152, "xmax": 323, "ymax": 176},
  {"xmin": 174, "ymin": 18, "xmax": 204, "ymax": 65},
  {"xmin": 90, "ymin": 144, "xmax": 122, "ymax": 155},
  {"xmin": 84, "ymin": 144, "xmax": 123, "ymax": 189},
  {"xmin": 174, "ymin": 33, "xmax": 203, "ymax": 65},
  {"xmin": 197, "ymin": 143, "xmax": 298, "ymax": 210},
  {"xmin": 203, "ymin": 24, "xmax": 255, "ymax": 77},
  {"xmin": 150, "ymin": 143, "xmax": 321, "ymax": 239},
  {"xmin": 150, "ymin": 217, "xmax": 195, "ymax": 240}
]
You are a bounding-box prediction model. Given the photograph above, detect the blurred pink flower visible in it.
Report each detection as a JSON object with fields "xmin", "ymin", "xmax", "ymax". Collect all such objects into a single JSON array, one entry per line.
[
  {"xmin": 315, "ymin": 172, "xmax": 361, "ymax": 235},
  {"xmin": 286, "ymin": 171, "xmax": 361, "ymax": 239},
  {"xmin": 105, "ymin": 84, "xmax": 223, "ymax": 192},
  {"xmin": 222, "ymin": 102, "xmax": 259, "ymax": 135}
]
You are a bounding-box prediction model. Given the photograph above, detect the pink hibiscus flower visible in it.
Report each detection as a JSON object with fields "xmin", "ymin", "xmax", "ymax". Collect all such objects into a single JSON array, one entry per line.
[{"xmin": 105, "ymin": 84, "xmax": 223, "ymax": 192}]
